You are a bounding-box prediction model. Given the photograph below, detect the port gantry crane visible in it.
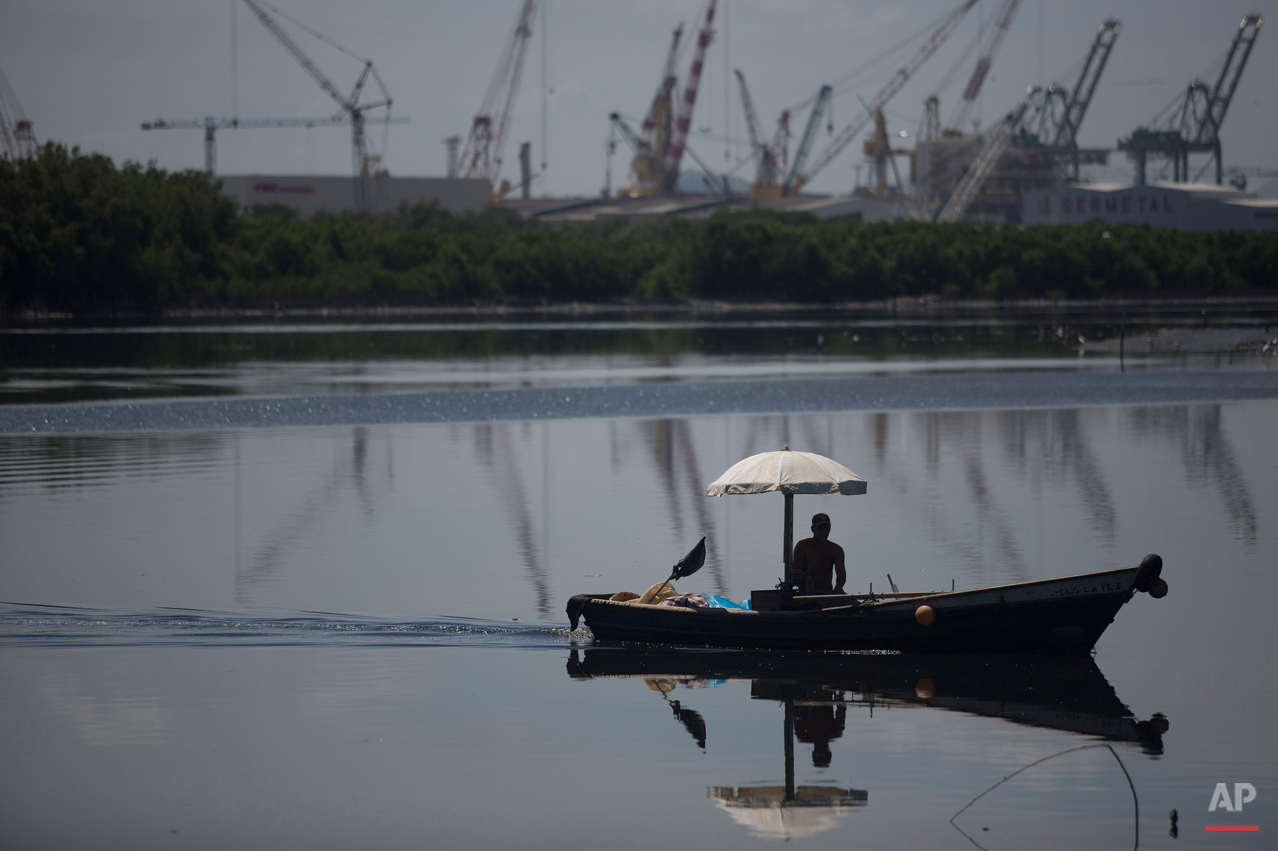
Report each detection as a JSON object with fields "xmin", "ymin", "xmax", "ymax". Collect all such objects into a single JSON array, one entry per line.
[
  {"xmin": 783, "ymin": 0, "xmax": 980, "ymax": 196},
  {"xmin": 1020, "ymin": 18, "xmax": 1121, "ymax": 177},
  {"xmin": 1119, "ymin": 14, "xmax": 1263, "ymax": 185},
  {"xmin": 922, "ymin": 19, "xmax": 1120, "ymax": 221},
  {"xmin": 240, "ymin": 0, "xmax": 394, "ymax": 211},
  {"xmin": 0, "ymin": 61, "xmax": 37, "ymax": 161},
  {"xmin": 459, "ymin": 0, "xmax": 536, "ymax": 196},
  {"xmin": 141, "ymin": 114, "xmax": 407, "ymax": 176}
]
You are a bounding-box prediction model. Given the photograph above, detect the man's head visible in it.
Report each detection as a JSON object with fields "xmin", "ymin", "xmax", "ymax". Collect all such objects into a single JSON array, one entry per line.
[{"xmin": 811, "ymin": 513, "xmax": 831, "ymax": 540}]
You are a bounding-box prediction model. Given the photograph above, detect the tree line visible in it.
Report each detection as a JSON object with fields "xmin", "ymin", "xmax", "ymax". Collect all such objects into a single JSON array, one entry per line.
[{"xmin": 2, "ymin": 143, "xmax": 1275, "ymax": 314}]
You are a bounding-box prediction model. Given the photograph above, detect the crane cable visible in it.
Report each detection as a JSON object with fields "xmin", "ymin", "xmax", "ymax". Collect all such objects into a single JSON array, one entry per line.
[
  {"xmin": 784, "ymin": 1, "xmax": 962, "ymax": 113},
  {"xmin": 254, "ymin": 0, "xmax": 372, "ymax": 65}
]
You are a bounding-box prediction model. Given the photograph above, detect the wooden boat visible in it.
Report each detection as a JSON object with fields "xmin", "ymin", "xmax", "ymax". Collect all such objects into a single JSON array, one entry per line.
[{"xmin": 566, "ymin": 555, "xmax": 1168, "ymax": 655}]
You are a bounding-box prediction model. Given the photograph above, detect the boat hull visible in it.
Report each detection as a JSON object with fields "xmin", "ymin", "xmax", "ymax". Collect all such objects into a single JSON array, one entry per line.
[{"xmin": 569, "ymin": 567, "xmax": 1141, "ymax": 655}]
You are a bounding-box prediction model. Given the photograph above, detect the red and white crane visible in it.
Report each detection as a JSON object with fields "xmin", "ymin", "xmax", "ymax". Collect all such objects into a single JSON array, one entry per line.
[
  {"xmin": 661, "ymin": 0, "xmax": 717, "ymax": 190},
  {"xmin": 949, "ymin": 0, "xmax": 1022, "ymax": 132},
  {"xmin": 785, "ymin": 0, "xmax": 979, "ymax": 195},
  {"xmin": 0, "ymin": 61, "xmax": 37, "ymax": 162},
  {"xmin": 459, "ymin": 0, "xmax": 536, "ymax": 192}
]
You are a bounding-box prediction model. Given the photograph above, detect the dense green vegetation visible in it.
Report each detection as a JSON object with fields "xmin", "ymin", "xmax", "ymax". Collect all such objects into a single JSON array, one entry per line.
[{"xmin": 2, "ymin": 143, "xmax": 1275, "ymax": 314}]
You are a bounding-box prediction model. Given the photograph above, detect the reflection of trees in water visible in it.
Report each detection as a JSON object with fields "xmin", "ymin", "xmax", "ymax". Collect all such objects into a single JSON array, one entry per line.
[
  {"xmin": 1127, "ymin": 405, "xmax": 1258, "ymax": 548},
  {"xmin": 640, "ymin": 419, "xmax": 726, "ymax": 595},
  {"xmin": 471, "ymin": 422, "xmax": 552, "ymax": 618},
  {"xmin": 238, "ymin": 427, "xmax": 392, "ymax": 606}
]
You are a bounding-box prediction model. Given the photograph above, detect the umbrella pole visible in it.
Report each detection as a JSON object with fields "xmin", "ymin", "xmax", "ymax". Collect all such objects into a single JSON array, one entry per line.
[
  {"xmin": 784, "ymin": 697, "xmax": 796, "ymax": 802},
  {"xmin": 783, "ymin": 493, "xmax": 794, "ymax": 588}
]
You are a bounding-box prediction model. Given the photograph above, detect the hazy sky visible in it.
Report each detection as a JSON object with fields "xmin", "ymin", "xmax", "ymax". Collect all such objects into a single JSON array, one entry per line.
[{"xmin": 2, "ymin": 0, "xmax": 1274, "ymax": 197}]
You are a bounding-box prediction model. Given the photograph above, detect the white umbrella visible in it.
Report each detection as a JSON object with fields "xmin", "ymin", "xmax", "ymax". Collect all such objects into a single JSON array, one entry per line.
[
  {"xmin": 706, "ymin": 446, "xmax": 867, "ymax": 587},
  {"xmin": 709, "ymin": 785, "xmax": 867, "ymax": 840}
]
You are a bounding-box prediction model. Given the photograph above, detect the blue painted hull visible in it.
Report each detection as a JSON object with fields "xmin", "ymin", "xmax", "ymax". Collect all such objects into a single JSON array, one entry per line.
[{"xmin": 569, "ymin": 567, "xmax": 1143, "ymax": 655}]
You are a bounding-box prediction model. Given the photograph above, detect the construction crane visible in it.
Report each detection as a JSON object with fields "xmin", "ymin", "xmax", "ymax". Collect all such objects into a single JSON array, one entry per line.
[
  {"xmin": 662, "ymin": 0, "xmax": 718, "ymax": 190},
  {"xmin": 861, "ymin": 108, "xmax": 912, "ymax": 198},
  {"xmin": 610, "ymin": 24, "xmax": 682, "ymax": 196},
  {"xmin": 914, "ymin": 17, "xmax": 1119, "ymax": 218},
  {"xmin": 784, "ymin": 0, "xmax": 979, "ymax": 195},
  {"xmin": 608, "ymin": 25, "xmax": 681, "ymax": 195},
  {"xmin": 785, "ymin": 85, "xmax": 832, "ymax": 192},
  {"xmin": 1119, "ymin": 14, "xmax": 1263, "ymax": 185},
  {"xmin": 640, "ymin": 22, "xmax": 685, "ymax": 178},
  {"xmin": 459, "ymin": 0, "xmax": 536, "ymax": 196},
  {"xmin": 0, "ymin": 61, "xmax": 37, "ymax": 161},
  {"xmin": 936, "ymin": 86, "xmax": 1038, "ymax": 222},
  {"xmin": 949, "ymin": 0, "xmax": 1022, "ymax": 132},
  {"xmin": 610, "ymin": 3, "xmax": 718, "ymax": 196},
  {"xmin": 735, "ymin": 69, "xmax": 788, "ymax": 200},
  {"xmin": 240, "ymin": 0, "xmax": 394, "ymax": 211},
  {"xmin": 141, "ymin": 114, "xmax": 407, "ymax": 175}
]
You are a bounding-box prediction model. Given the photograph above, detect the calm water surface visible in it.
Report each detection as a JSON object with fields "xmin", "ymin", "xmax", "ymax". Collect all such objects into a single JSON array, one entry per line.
[{"xmin": 2, "ymin": 314, "xmax": 1276, "ymax": 849}]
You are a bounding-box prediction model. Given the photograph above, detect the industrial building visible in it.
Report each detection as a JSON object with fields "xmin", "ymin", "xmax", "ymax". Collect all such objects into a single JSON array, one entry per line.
[
  {"xmin": 1021, "ymin": 183, "xmax": 1278, "ymax": 232},
  {"xmin": 219, "ymin": 175, "xmax": 490, "ymax": 218}
]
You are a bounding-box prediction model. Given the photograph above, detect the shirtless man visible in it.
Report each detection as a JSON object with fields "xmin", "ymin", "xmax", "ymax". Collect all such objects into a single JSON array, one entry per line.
[{"xmin": 792, "ymin": 513, "xmax": 846, "ymax": 594}]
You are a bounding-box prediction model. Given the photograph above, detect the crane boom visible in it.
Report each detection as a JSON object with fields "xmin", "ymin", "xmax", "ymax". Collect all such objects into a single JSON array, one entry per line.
[
  {"xmin": 787, "ymin": 0, "xmax": 978, "ymax": 194},
  {"xmin": 642, "ymin": 24, "xmax": 684, "ymax": 137},
  {"xmin": 0, "ymin": 61, "xmax": 37, "ymax": 161},
  {"xmin": 239, "ymin": 0, "xmax": 394, "ymax": 210},
  {"xmin": 770, "ymin": 110, "xmax": 791, "ymax": 176},
  {"xmin": 460, "ymin": 0, "xmax": 536, "ymax": 191},
  {"xmin": 735, "ymin": 70, "xmax": 763, "ymax": 155},
  {"xmin": 935, "ymin": 86, "xmax": 1037, "ymax": 222},
  {"xmin": 1194, "ymin": 13, "xmax": 1262, "ymax": 145},
  {"xmin": 734, "ymin": 69, "xmax": 773, "ymax": 187},
  {"xmin": 608, "ymin": 113, "xmax": 647, "ymax": 154},
  {"xmin": 662, "ymin": 0, "xmax": 717, "ymax": 189},
  {"xmin": 241, "ymin": 0, "xmax": 348, "ymax": 109},
  {"xmin": 1054, "ymin": 19, "xmax": 1121, "ymax": 146},
  {"xmin": 951, "ymin": 0, "xmax": 1022, "ymax": 131},
  {"xmin": 141, "ymin": 114, "xmax": 408, "ymax": 174},
  {"xmin": 786, "ymin": 85, "xmax": 832, "ymax": 190}
]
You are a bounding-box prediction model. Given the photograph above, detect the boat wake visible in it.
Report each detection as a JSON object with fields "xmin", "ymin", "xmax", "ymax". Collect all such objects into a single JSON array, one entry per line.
[{"xmin": 0, "ymin": 603, "xmax": 585, "ymax": 648}]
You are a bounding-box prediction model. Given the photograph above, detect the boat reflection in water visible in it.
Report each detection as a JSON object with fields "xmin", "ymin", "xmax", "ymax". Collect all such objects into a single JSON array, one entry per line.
[{"xmin": 568, "ymin": 649, "xmax": 1166, "ymax": 841}]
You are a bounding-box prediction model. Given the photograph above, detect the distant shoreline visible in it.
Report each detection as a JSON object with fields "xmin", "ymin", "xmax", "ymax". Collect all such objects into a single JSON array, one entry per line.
[{"xmin": 8, "ymin": 293, "xmax": 1278, "ymax": 327}]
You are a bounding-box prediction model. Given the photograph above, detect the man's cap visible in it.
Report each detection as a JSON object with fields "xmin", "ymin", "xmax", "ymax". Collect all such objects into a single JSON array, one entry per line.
[{"xmin": 811, "ymin": 513, "xmax": 831, "ymax": 527}]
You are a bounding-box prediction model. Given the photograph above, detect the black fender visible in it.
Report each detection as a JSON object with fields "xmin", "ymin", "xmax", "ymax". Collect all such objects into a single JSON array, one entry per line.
[{"xmin": 1133, "ymin": 554, "xmax": 1163, "ymax": 593}]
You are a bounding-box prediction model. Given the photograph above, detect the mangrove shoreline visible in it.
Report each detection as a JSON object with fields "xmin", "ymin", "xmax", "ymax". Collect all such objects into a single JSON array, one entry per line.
[{"xmin": 3, "ymin": 144, "xmax": 1276, "ymax": 321}]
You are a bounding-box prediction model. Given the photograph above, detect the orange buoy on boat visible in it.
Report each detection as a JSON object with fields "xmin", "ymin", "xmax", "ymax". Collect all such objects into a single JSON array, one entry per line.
[{"xmin": 915, "ymin": 605, "xmax": 936, "ymax": 626}]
